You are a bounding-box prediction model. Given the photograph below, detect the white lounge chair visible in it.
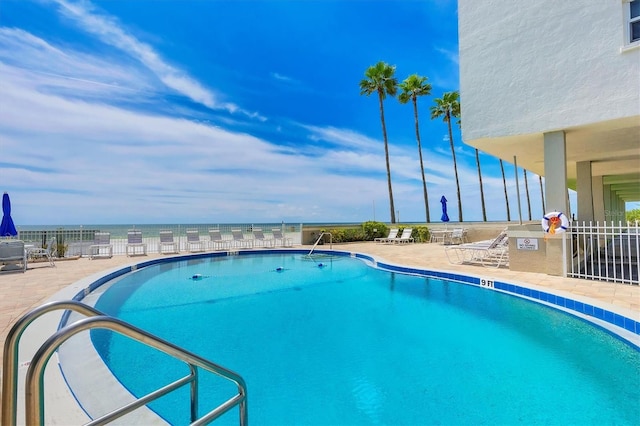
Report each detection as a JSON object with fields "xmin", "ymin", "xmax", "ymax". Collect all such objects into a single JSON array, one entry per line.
[
  {"xmin": 186, "ymin": 229, "xmax": 205, "ymax": 252},
  {"xmin": 89, "ymin": 232, "xmax": 113, "ymax": 259},
  {"xmin": 272, "ymin": 228, "xmax": 292, "ymax": 247},
  {"xmin": 231, "ymin": 229, "xmax": 253, "ymax": 249},
  {"xmin": 392, "ymin": 228, "xmax": 414, "ymax": 244},
  {"xmin": 126, "ymin": 230, "xmax": 147, "ymax": 256},
  {"xmin": 252, "ymin": 228, "xmax": 275, "ymax": 248},
  {"xmin": 0, "ymin": 240, "xmax": 27, "ymax": 272},
  {"xmin": 159, "ymin": 230, "xmax": 179, "ymax": 254},
  {"xmin": 28, "ymin": 237, "xmax": 56, "ymax": 266},
  {"xmin": 375, "ymin": 228, "xmax": 398, "ymax": 244},
  {"xmin": 445, "ymin": 229, "xmax": 509, "ymax": 268},
  {"xmin": 208, "ymin": 229, "xmax": 230, "ymax": 251}
]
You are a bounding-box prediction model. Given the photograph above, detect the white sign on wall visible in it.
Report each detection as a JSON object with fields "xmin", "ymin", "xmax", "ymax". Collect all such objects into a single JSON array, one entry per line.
[{"xmin": 517, "ymin": 238, "xmax": 538, "ymax": 250}]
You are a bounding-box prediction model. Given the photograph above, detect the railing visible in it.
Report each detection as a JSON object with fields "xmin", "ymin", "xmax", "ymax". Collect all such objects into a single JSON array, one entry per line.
[
  {"xmin": 2, "ymin": 301, "xmax": 247, "ymax": 426},
  {"xmin": 18, "ymin": 223, "xmax": 302, "ymax": 257},
  {"xmin": 569, "ymin": 221, "xmax": 639, "ymax": 285},
  {"xmin": 308, "ymin": 232, "xmax": 332, "ymax": 255}
]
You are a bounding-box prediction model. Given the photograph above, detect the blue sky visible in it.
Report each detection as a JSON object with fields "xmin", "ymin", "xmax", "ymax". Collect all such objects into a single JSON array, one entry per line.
[{"xmin": 1, "ymin": 0, "xmax": 572, "ymax": 225}]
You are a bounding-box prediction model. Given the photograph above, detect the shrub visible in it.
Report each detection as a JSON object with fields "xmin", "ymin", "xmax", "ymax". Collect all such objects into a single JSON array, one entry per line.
[
  {"xmin": 328, "ymin": 228, "xmax": 366, "ymax": 243},
  {"xmin": 627, "ymin": 209, "xmax": 640, "ymax": 224},
  {"xmin": 362, "ymin": 221, "xmax": 389, "ymax": 241}
]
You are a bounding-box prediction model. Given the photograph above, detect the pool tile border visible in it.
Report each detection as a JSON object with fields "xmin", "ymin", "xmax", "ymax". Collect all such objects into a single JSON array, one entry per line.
[{"xmin": 363, "ymin": 255, "xmax": 640, "ymax": 344}]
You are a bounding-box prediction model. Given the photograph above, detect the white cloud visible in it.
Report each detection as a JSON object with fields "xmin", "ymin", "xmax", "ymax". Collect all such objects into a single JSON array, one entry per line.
[{"xmin": 50, "ymin": 0, "xmax": 265, "ymax": 120}]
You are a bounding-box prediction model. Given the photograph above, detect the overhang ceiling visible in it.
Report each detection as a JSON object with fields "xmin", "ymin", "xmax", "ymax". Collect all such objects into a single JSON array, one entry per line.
[{"xmin": 465, "ymin": 116, "xmax": 640, "ymax": 202}]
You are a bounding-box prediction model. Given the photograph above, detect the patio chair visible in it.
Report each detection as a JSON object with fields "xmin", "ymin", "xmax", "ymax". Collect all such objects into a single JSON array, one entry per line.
[
  {"xmin": 445, "ymin": 229, "xmax": 509, "ymax": 268},
  {"xmin": 159, "ymin": 230, "xmax": 179, "ymax": 254},
  {"xmin": 126, "ymin": 230, "xmax": 147, "ymax": 256},
  {"xmin": 208, "ymin": 229, "xmax": 230, "ymax": 251},
  {"xmin": 186, "ymin": 229, "xmax": 205, "ymax": 252},
  {"xmin": 375, "ymin": 228, "xmax": 398, "ymax": 244},
  {"xmin": 89, "ymin": 232, "xmax": 113, "ymax": 259},
  {"xmin": 272, "ymin": 228, "xmax": 292, "ymax": 247},
  {"xmin": 448, "ymin": 228, "xmax": 467, "ymax": 245},
  {"xmin": 392, "ymin": 228, "xmax": 414, "ymax": 244},
  {"xmin": 0, "ymin": 240, "xmax": 27, "ymax": 272},
  {"xmin": 231, "ymin": 229, "xmax": 254, "ymax": 249},
  {"xmin": 28, "ymin": 237, "xmax": 56, "ymax": 266},
  {"xmin": 252, "ymin": 228, "xmax": 275, "ymax": 248}
]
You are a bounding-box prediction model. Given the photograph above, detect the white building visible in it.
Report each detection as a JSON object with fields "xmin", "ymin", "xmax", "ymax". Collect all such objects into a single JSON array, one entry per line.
[{"xmin": 458, "ymin": 0, "xmax": 640, "ymax": 276}]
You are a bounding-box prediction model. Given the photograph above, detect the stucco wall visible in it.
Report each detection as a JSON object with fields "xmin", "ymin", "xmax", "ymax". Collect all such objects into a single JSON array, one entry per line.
[{"xmin": 459, "ymin": 0, "xmax": 640, "ymax": 141}]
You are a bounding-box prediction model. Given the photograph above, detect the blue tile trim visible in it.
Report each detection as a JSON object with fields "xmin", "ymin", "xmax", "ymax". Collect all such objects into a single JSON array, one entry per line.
[
  {"xmin": 374, "ymin": 260, "xmax": 639, "ymax": 339},
  {"xmin": 69, "ymin": 249, "xmax": 640, "ymax": 341}
]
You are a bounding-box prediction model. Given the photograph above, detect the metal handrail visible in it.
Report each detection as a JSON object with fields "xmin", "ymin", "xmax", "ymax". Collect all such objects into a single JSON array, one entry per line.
[
  {"xmin": 308, "ymin": 232, "xmax": 332, "ymax": 255},
  {"xmin": 2, "ymin": 300, "xmax": 247, "ymax": 426}
]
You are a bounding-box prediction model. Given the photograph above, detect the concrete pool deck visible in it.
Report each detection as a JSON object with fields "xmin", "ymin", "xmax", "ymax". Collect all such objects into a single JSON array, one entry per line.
[{"xmin": 1, "ymin": 242, "xmax": 639, "ymax": 423}]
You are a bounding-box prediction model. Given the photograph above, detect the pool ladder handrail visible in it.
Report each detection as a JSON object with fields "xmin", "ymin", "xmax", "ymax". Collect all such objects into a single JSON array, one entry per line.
[
  {"xmin": 2, "ymin": 300, "xmax": 248, "ymax": 426},
  {"xmin": 308, "ymin": 232, "xmax": 332, "ymax": 255}
]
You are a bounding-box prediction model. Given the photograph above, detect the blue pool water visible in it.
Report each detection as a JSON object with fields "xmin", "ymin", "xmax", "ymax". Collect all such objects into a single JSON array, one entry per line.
[{"xmin": 91, "ymin": 253, "xmax": 640, "ymax": 425}]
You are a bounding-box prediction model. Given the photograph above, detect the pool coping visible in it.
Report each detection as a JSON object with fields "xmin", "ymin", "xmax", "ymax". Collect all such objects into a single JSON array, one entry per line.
[{"xmin": 17, "ymin": 248, "xmax": 640, "ymax": 424}]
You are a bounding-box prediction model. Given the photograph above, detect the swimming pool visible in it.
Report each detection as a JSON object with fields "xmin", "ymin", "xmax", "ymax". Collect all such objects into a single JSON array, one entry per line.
[{"xmin": 66, "ymin": 251, "xmax": 639, "ymax": 425}]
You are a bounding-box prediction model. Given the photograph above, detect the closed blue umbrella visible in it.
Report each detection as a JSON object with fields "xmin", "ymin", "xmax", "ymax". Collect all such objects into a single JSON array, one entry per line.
[
  {"xmin": 440, "ymin": 195, "xmax": 450, "ymax": 222},
  {"xmin": 0, "ymin": 192, "xmax": 18, "ymax": 237}
]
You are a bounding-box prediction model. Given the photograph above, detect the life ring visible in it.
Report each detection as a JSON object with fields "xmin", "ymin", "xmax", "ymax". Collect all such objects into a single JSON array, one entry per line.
[{"xmin": 541, "ymin": 211, "xmax": 569, "ymax": 234}]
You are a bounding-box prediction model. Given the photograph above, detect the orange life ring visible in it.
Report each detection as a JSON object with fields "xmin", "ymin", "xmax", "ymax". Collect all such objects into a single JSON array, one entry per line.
[{"xmin": 541, "ymin": 211, "xmax": 569, "ymax": 234}]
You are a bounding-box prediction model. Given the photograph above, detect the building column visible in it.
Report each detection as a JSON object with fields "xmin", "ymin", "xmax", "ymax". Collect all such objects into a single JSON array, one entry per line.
[
  {"xmin": 592, "ymin": 176, "xmax": 605, "ymax": 222},
  {"xmin": 576, "ymin": 161, "xmax": 594, "ymax": 221},
  {"xmin": 603, "ymin": 184, "xmax": 612, "ymax": 222},
  {"xmin": 543, "ymin": 131, "xmax": 569, "ymax": 277},
  {"xmin": 544, "ymin": 131, "xmax": 569, "ymax": 215}
]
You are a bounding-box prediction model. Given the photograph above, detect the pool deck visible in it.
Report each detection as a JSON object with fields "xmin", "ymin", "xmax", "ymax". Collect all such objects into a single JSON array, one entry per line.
[{"xmin": 1, "ymin": 241, "xmax": 639, "ymax": 422}]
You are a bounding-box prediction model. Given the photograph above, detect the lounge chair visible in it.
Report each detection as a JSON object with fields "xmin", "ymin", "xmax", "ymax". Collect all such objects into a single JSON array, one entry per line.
[
  {"xmin": 392, "ymin": 228, "xmax": 414, "ymax": 244},
  {"xmin": 159, "ymin": 230, "xmax": 179, "ymax": 254},
  {"xmin": 126, "ymin": 230, "xmax": 147, "ymax": 256},
  {"xmin": 272, "ymin": 228, "xmax": 292, "ymax": 247},
  {"xmin": 208, "ymin": 229, "xmax": 230, "ymax": 251},
  {"xmin": 185, "ymin": 229, "xmax": 205, "ymax": 252},
  {"xmin": 231, "ymin": 229, "xmax": 253, "ymax": 249},
  {"xmin": 445, "ymin": 229, "xmax": 509, "ymax": 268},
  {"xmin": 28, "ymin": 237, "xmax": 56, "ymax": 266},
  {"xmin": 0, "ymin": 240, "xmax": 26, "ymax": 272},
  {"xmin": 252, "ymin": 228, "xmax": 275, "ymax": 248},
  {"xmin": 89, "ymin": 232, "xmax": 113, "ymax": 259},
  {"xmin": 375, "ymin": 228, "xmax": 398, "ymax": 244}
]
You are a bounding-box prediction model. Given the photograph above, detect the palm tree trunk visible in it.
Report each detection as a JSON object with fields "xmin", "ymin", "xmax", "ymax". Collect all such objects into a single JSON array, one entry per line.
[
  {"xmin": 539, "ymin": 175, "xmax": 545, "ymax": 214},
  {"xmin": 378, "ymin": 90, "xmax": 396, "ymax": 223},
  {"xmin": 500, "ymin": 159, "xmax": 511, "ymax": 221},
  {"xmin": 413, "ymin": 97, "xmax": 430, "ymax": 222},
  {"xmin": 524, "ymin": 169, "xmax": 532, "ymax": 220},
  {"xmin": 475, "ymin": 149, "xmax": 487, "ymax": 221},
  {"xmin": 446, "ymin": 112, "xmax": 463, "ymax": 222}
]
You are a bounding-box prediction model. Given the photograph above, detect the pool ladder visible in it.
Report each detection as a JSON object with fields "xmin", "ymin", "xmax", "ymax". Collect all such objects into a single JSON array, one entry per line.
[
  {"xmin": 308, "ymin": 232, "xmax": 332, "ymax": 256},
  {"xmin": 2, "ymin": 300, "xmax": 248, "ymax": 426}
]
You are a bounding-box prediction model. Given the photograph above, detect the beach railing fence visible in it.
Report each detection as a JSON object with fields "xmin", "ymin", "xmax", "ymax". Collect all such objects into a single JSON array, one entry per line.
[{"xmin": 18, "ymin": 224, "xmax": 302, "ymax": 257}]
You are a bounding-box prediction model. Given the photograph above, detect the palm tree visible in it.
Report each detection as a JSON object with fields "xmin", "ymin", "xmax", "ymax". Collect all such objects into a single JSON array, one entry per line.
[
  {"xmin": 430, "ymin": 91, "xmax": 462, "ymax": 221},
  {"xmin": 500, "ymin": 159, "xmax": 511, "ymax": 221},
  {"xmin": 523, "ymin": 169, "xmax": 532, "ymax": 220},
  {"xmin": 360, "ymin": 61, "xmax": 398, "ymax": 223},
  {"xmin": 475, "ymin": 149, "xmax": 487, "ymax": 221},
  {"xmin": 398, "ymin": 74, "xmax": 432, "ymax": 222},
  {"xmin": 539, "ymin": 175, "xmax": 546, "ymax": 214},
  {"xmin": 456, "ymin": 115, "xmax": 487, "ymax": 222}
]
